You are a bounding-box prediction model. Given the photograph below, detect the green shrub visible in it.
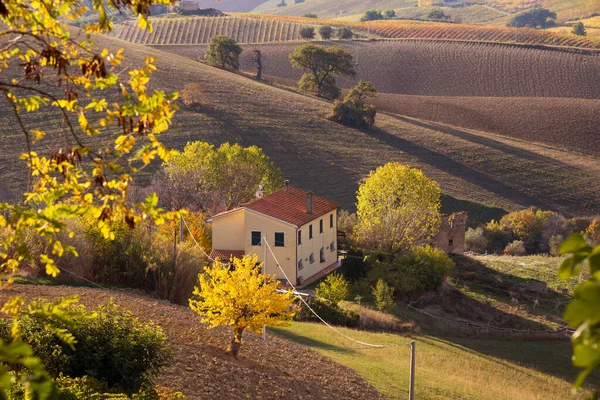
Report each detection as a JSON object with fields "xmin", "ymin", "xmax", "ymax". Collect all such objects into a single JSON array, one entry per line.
[
  {"xmin": 339, "ymin": 248, "xmax": 368, "ymax": 282},
  {"xmin": 300, "ymin": 26, "xmax": 315, "ymax": 39},
  {"xmin": 361, "ymin": 10, "xmax": 383, "ymax": 22},
  {"xmin": 330, "ymin": 81, "xmax": 377, "ymax": 129},
  {"xmin": 504, "ymin": 240, "xmax": 527, "ymax": 256},
  {"xmin": 372, "ymin": 279, "xmax": 395, "ymax": 311},
  {"xmin": 294, "ymin": 298, "xmax": 359, "ymax": 328},
  {"xmin": 319, "ymin": 25, "xmax": 333, "ymax": 39},
  {"xmin": 484, "ymin": 220, "xmax": 513, "ymax": 254},
  {"xmin": 549, "ymin": 234, "xmax": 563, "ymax": 256},
  {"xmin": 384, "ymin": 9, "xmax": 396, "ymax": 18},
  {"xmin": 0, "ymin": 301, "xmax": 170, "ymax": 395},
  {"xmin": 337, "ymin": 27, "xmax": 353, "ymax": 39},
  {"xmin": 368, "ymin": 245, "xmax": 455, "ymax": 297},
  {"xmin": 86, "ymin": 222, "xmax": 150, "ymax": 287},
  {"xmin": 316, "ymin": 272, "xmax": 349, "ymax": 304},
  {"xmin": 465, "ymin": 227, "xmax": 487, "ymax": 254}
]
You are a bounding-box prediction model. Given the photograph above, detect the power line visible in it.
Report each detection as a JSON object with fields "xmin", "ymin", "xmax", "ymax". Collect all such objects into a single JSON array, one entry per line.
[{"xmin": 263, "ymin": 238, "xmax": 412, "ymax": 349}]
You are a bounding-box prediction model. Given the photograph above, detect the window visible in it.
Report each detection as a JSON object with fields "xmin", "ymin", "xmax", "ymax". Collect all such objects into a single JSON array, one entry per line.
[
  {"xmin": 275, "ymin": 232, "xmax": 285, "ymax": 247},
  {"xmin": 297, "ymin": 260, "xmax": 304, "ymax": 270},
  {"xmin": 330, "ymin": 241, "xmax": 335, "ymax": 252},
  {"xmin": 319, "ymin": 219, "xmax": 323, "ymax": 233},
  {"xmin": 309, "ymin": 224, "xmax": 313, "ymax": 239},
  {"xmin": 251, "ymin": 231, "xmax": 261, "ymax": 246},
  {"xmin": 330, "ymin": 214, "xmax": 334, "ymax": 228},
  {"xmin": 309, "ymin": 253, "xmax": 315, "ymax": 264},
  {"xmin": 297, "ymin": 230, "xmax": 302, "ymax": 245},
  {"xmin": 320, "ymin": 247, "xmax": 325, "ymax": 263},
  {"xmin": 449, "ymin": 239, "xmax": 454, "ymax": 247}
]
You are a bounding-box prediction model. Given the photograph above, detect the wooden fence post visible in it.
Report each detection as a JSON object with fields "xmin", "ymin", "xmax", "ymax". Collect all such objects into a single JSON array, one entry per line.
[{"xmin": 409, "ymin": 341, "xmax": 416, "ymax": 400}]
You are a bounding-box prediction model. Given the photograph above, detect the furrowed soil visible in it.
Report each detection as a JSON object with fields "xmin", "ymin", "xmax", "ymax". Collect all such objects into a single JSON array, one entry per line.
[
  {"xmin": 0, "ymin": 283, "xmax": 383, "ymax": 399},
  {"xmin": 3, "ymin": 33, "xmax": 600, "ymax": 218},
  {"xmin": 157, "ymin": 40, "xmax": 600, "ymax": 156}
]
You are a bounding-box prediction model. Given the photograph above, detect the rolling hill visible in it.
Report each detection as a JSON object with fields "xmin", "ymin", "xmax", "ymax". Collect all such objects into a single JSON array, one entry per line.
[
  {"xmin": 2, "ymin": 31, "xmax": 600, "ymax": 220},
  {"xmin": 115, "ymin": 14, "xmax": 600, "ymax": 48},
  {"xmin": 251, "ymin": 0, "xmax": 600, "ymax": 24},
  {"xmin": 154, "ymin": 39, "xmax": 600, "ymax": 156}
]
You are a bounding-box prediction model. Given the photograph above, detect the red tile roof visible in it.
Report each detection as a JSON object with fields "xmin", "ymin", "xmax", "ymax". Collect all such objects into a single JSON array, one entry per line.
[
  {"xmin": 210, "ymin": 249, "xmax": 246, "ymax": 261},
  {"xmin": 210, "ymin": 186, "xmax": 340, "ymax": 227},
  {"xmin": 243, "ymin": 186, "xmax": 340, "ymax": 227}
]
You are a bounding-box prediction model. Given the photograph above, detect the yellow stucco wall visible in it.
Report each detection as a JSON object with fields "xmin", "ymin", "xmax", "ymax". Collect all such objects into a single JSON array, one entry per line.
[
  {"xmin": 211, "ymin": 209, "xmax": 245, "ymax": 251},
  {"xmin": 296, "ymin": 211, "xmax": 337, "ymax": 284},
  {"xmin": 243, "ymin": 210, "xmax": 297, "ymax": 282}
]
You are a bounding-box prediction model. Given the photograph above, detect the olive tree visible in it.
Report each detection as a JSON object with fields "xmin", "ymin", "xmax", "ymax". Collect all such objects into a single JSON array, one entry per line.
[
  {"xmin": 289, "ymin": 44, "xmax": 356, "ymax": 99},
  {"xmin": 355, "ymin": 163, "xmax": 441, "ymax": 254},
  {"xmin": 330, "ymin": 80, "xmax": 377, "ymax": 128},
  {"xmin": 205, "ymin": 35, "xmax": 243, "ymax": 71}
]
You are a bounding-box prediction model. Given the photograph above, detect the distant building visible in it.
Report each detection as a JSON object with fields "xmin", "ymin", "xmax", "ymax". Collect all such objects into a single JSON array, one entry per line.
[
  {"xmin": 434, "ymin": 212, "xmax": 467, "ymax": 254},
  {"xmin": 178, "ymin": 0, "xmax": 199, "ymax": 12},
  {"xmin": 209, "ymin": 182, "xmax": 341, "ymax": 287}
]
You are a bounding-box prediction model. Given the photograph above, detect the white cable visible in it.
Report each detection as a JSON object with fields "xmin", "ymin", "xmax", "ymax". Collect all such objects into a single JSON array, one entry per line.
[{"xmin": 264, "ymin": 239, "xmax": 411, "ymax": 349}]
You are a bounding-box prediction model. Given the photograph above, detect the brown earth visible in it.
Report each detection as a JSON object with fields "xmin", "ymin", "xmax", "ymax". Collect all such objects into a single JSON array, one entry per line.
[
  {"xmin": 155, "ymin": 40, "xmax": 600, "ymax": 156},
  {"xmin": 0, "ymin": 283, "xmax": 383, "ymax": 399},
  {"xmin": 3, "ymin": 32, "xmax": 600, "ymax": 218}
]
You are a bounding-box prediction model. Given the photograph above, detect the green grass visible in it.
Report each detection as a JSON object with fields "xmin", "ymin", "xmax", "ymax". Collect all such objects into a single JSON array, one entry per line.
[{"xmin": 274, "ymin": 321, "xmax": 595, "ymax": 399}]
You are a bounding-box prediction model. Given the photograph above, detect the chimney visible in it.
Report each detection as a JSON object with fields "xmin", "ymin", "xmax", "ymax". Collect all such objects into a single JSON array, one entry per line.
[
  {"xmin": 285, "ymin": 180, "xmax": 290, "ymax": 192},
  {"xmin": 306, "ymin": 191, "xmax": 313, "ymax": 214},
  {"xmin": 255, "ymin": 185, "xmax": 264, "ymax": 199}
]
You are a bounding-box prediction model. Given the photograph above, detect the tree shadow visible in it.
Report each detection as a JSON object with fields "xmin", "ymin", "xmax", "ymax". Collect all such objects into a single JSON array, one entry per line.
[
  {"xmin": 364, "ymin": 125, "xmax": 554, "ymax": 210},
  {"xmin": 269, "ymin": 327, "xmax": 354, "ymax": 354}
]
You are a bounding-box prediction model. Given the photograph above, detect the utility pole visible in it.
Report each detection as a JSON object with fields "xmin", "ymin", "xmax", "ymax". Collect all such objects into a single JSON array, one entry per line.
[
  {"xmin": 409, "ymin": 341, "xmax": 416, "ymax": 400},
  {"xmin": 262, "ymin": 235, "xmax": 267, "ymax": 341},
  {"xmin": 173, "ymin": 226, "xmax": 177, "ymax": 269},
  {"xmin": 179, "ymin": 214, "xmax": 184, "ymax": 243}
]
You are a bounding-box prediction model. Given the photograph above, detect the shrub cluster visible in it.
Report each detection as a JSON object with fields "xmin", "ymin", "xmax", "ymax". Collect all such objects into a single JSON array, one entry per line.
[
  {"xmin": 21, "ymin": 213, "xmax": 211, "ymax": 305},
  {"xmin": 330, "ymin": 81, "xmax": 377, "ymax": 128},
  {"xmin": 464, "ymin": 207, "xmax": 600, "ymax": 256},
  {"xmin": 340, "ymin": 245, "xmax": 455, "ymax": 303},
  {"xmin": 294, "ymin": 298, "xmax": 359, "ymax": 328},
  {"xmin": 0, "ymin": 301, "xmax": 171, "ymax": 396}
]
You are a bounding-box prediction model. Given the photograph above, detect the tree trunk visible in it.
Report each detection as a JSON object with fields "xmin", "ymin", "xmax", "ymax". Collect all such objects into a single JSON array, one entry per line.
[{"xmin": 227, "ymin": 326, "xmax": 244, "ymax": 358}]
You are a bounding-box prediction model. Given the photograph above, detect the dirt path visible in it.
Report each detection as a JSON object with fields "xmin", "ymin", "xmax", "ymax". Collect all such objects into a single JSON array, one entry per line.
[{"xmin": 0, "ymin": 284, "xmax": 383, "ymax": 400}]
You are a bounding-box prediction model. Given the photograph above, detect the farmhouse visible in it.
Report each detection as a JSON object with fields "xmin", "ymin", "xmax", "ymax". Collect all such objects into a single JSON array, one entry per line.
[{"xmin": 209, "ymin": 182, "xmax": 341, "ymax": 287}]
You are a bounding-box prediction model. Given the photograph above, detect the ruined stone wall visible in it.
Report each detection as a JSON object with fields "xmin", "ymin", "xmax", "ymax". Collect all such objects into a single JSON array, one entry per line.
[{"xmin": 435, "ymin": 212, "xmax": 467, "ymax": 254}]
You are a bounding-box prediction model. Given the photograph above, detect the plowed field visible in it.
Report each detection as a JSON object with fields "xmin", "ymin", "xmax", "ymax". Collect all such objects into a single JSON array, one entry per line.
[{"xmin": 0, "ymin": 284, "xmax": 383, "ymax": 399}]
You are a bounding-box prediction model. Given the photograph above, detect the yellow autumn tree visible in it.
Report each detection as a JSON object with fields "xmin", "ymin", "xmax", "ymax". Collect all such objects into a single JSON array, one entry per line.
[
  {"xmin": 0, "ymin": 0, "xmax": 177, "ymax": 396},
  {"xmin": 189, "ymin": 255, "xmax": 296, "ymax": 358},
  {"xmin": 355, "ymin": 163, "xmax": 441, "ymax": 254}
]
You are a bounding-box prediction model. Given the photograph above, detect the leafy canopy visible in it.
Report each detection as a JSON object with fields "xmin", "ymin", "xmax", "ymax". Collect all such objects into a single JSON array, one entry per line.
[
  {"xmin": 189, "ymin": 255, "xmax": 295, "ymax": 357},
  {"xmin": 559, "ymin": 234, "xmax": 600, "ymax": 389},
  {"xmin": 159, "ymin": 141, "xmax": 284, "ymax": 212},
  {"xmin": 0, "ymin": 0, "xmax": 177, "ymax": 396},
  {"xmin": 205, "ymin": 35, "xmax": 242, "ymax": 71},
  {"xmin": 507, "ymin": 8, "xmax": 556, "ymax": 28},
  {"xmin": 572, "ymin": 22, "xmax": 587, "ymax": 36},
  {"xmin": 289, "ymin": 44, "xmax": 356, "ymax": 99},
  {"xmin": 316, "ymin": 272, "xmax": 349, "ymax": 305},
  {"xmin": 330, "ymin": 80, "xmax": 377, "ymax": 128},
  {"xmin": 356, "ymin": 163, "xmax": 441, "ymax": 254}
]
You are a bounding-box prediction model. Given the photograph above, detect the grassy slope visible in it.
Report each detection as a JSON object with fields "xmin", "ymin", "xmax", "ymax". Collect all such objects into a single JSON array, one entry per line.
[
  {"xmin": 275, "ymin": 322, "xmax": 592, "ymax": 399},
  {"xmin": 253, "ymin": 0, "xmax": 419, "ymax": 19},
  {"xmin": 278, "ymin": 254, "xmax": 598, "ymax": 399},
  {"xmin": 2, "ymin": 34, "xmax": 600, "ymax": 218}
]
